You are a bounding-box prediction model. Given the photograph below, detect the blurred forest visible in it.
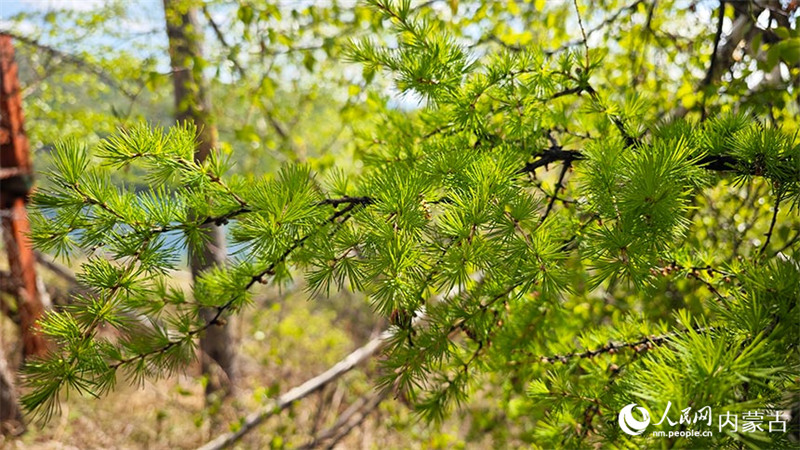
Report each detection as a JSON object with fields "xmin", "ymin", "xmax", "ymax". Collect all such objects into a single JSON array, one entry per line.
[{"xmin": 0, "ymin": 0, "xmax": 799, "ymax": 449}]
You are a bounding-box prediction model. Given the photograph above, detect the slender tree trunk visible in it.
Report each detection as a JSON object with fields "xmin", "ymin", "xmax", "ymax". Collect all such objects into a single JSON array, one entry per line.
[{"xmin": 163, "ymin": 0, "xmax": 235, "ymax": 397}]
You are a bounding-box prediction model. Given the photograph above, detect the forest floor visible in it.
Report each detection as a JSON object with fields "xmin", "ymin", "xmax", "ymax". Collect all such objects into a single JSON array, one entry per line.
[{"xmin": 0, "ymin": 263, "xmax": 499, "ymax": 449}]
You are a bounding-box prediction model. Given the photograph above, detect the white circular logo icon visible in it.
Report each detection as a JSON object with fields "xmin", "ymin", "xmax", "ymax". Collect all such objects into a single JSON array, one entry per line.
[{"xmin": 618, "ymin": 403, "xmax": 651, "ymax": 435}]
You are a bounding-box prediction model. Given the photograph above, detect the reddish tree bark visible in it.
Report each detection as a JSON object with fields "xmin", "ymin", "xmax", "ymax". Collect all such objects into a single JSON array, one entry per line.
[
  {"xmin": 0, "ymin": 34, "xmax": 47, "ymax": 358},
  {"xmin": 0, "ymin": 33, "xmax": 50, "ymax": 437}
]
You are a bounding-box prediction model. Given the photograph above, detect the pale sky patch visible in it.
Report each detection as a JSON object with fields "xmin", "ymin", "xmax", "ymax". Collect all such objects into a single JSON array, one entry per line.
[{"xmin": 7, "ymin": 0, "xmax": 105, "ymax": 11}]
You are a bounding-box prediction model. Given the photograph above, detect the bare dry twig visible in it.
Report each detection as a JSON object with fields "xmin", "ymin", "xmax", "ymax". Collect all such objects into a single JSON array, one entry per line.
[{"xmin": 197, "ymin": 331, "xmax": 390, "ymax": 450}]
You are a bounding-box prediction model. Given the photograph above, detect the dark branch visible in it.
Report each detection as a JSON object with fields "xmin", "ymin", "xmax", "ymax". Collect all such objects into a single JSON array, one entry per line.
[
  {"xmin": 540, "ymin": 159, "xmax": 572, "ymax": 223},
  {"xmin": 696, "ymin": 153, "xmax": 741, "ymax": 172},
  {"xmin": 760, "ymin": 190, "xmax": 783, "ymax": 255},
  {"xmin": 318, "ymin": 196, "xmax": 375, "ymax": 207},
  {"xmin": 512, "ymin": 325, "xmax": 714, "ymax": 365},
  {"xmin": 521, "ymin": 146, "xmax": 754, "ymax": 175},
  {"xmin": 519, "ymin": 147, "xmax": 584, "ymax": 174}
]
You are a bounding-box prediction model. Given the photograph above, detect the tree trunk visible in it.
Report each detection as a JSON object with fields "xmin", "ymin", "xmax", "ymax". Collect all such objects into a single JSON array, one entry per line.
[
  {"xmin": 1, "ymin": 33, "xmax": 53, "ymax": 437},
  {"xmin": 0, "ymin": 347, "xmax": 24, "ymax": 436},
  {"xmin": 0, "ymin": 34, "xmax": 48, "ymax": 360},
  {"xmin": 163, "ymin": 0, "xmax": 235, "ymax": 397}
]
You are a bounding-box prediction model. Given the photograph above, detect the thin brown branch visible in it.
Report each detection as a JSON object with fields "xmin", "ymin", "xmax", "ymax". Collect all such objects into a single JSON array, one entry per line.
[
  {"xmin": 774, "ymin": 229, "xmax": 800, "ymax": 256},
  {"xmin": 310, "ymin": 387, "xmax": 329, "ymax": 437},
  {"xmin": 196, "ymin": 331, "xmax": 390, "ymax": 450},
  {"xmin": 511, "ymin": 325, "xmax": 713, "ymax": 365},
  {"xmin": 760, "ymin": 190, "xmax": 783, "ymax": 255},
  {"xmin": 195, "ymin": 9, "xmax": 295, "ymax": 146},
  {"xmin": 572, "ymin": 0, "xmax": 590, "ymax": 69},
  {"xmin": 540, "ymin": 160, "xmax": 572, "ymax": 223},
  {"xmin": 657, "ymin": 262, "xmax": 734, "ymax": 302},
  {"xmin": 201, "ymin": 6, "xmax": 245, "ymax": 78},
  {"xmin": 298, "ymin": 389, "xmax": 389, "ymax": 450},
  {"xmin": 0, "ymin": 31, "xmax": 139, "ymax": 100},
  {"xmin": 673, "ymin": 4, "xmax": 766, "ymax": 119},
  {"xmin": 478, "ymin": 1, "xmax": 645, "ymax": 55},
  {"xmin": 700, "ymin": 0, "xmax": 726, "ymax": 121},
  {"xmin": 545, "ymin": 0, "xmax": 645, "ymax": 55},
  {"xmin": 574, "ymin": 353, "xmax": 634, "ymax": 443},
  {"xmin": 319, "ymin": 390, "xmax": 388, "ymax": 450},
  {"xmin": 34, "ymin": 252, "xmax": 89, "ymax": 294}
]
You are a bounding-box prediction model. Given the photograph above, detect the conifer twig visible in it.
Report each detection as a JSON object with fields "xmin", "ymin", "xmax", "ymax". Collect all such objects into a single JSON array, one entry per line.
[
  {"xmin": 109, "ymin": 208, "xmax": 355, "ymax": 371},
  {"xmin": 760, "ymin": 190, "xmax": 783, "ymax": 255}
]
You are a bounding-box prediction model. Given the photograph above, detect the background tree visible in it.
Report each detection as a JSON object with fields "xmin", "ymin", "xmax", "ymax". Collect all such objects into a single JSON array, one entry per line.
[{"xmin": 162, "ymin": 0, "xmax": 234, "ymax": 397}]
